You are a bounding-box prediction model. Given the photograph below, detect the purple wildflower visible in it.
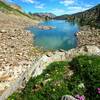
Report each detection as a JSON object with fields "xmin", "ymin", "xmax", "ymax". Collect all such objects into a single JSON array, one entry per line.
[
  {"xmin": 75, "ymin": 94, "xmax": 85, "ymax": 100},
  {"xmin": 97, "ymin": 88, "xmax": 100, "ymax": 94}
]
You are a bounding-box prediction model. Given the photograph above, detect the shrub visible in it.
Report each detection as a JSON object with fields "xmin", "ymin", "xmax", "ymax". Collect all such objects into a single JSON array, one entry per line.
[{"xmin": 70, "ymin": 55, "xmax": 100, "ymax": 100}]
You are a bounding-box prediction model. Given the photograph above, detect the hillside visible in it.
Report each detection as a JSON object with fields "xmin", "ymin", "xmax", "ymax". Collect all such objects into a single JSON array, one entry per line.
[
  {"xmin": 9, "ymin": 4, "xmax": 22, "ymax": 11},
  {"xmin": 32, "ymin": 13, "xmax": 56, "ymax": 18},
  {"xmin": 0, "ymin": 0, "xmax": 42, "ymax": 98},
  {"xmin": 0, "ymin": 0, "xmax": 37, "ymax": 19},
  {"xmin": 0, "ymin": 1, "xmax": 22, "ymax": 14},
  {"xmin": 29, "ymin": 13, "xmax": 56, "ymax": 21},
  {"xmin": 55, "ymin": 4, "xmax": 100, "ymax": 28},
  {"xmin": 54, "ymin": 14, "xmax": 70, "ymax": 20}
]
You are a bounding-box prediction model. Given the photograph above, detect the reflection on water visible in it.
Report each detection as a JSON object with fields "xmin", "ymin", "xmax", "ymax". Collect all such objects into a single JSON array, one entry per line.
[{"xmin": 29, "ymin": 20, "xmax": 79, "ymax": 50}]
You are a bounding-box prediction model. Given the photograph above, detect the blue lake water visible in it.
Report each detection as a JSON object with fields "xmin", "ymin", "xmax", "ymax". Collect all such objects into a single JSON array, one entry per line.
[{"xmin": 29, "ymin": 20, "xmax": 79, "ymax": 50}]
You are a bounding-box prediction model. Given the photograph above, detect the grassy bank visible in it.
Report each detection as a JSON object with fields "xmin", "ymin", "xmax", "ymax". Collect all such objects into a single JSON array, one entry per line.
[
  {"xmin": 0, "ymin": 1, "xmax": 35, "ymax": 19},
  {"xmin": 8, "ymin": 55, "xmax": 100, "ymax": 100}
]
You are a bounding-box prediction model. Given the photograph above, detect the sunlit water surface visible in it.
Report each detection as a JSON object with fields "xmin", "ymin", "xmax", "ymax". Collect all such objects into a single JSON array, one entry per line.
[{"xmin": 29, "ymin": 20, "xmax": 79, "ymax": 50}]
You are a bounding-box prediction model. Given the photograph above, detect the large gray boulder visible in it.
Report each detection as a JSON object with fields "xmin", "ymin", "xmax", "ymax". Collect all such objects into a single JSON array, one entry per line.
[{"xmin": 84, "ymin": 45, "xmax": 100, "ymax": 55}]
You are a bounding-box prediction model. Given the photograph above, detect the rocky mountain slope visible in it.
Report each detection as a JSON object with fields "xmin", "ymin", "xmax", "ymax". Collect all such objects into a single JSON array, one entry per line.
[
  {"xmin": 54, "ymin": 14, "xmax": 69, "ymax": 20},
  {"xmin": 33, "ymin": 13, "xmax": 56, "ymax": 18},
  {"xmin": 30, "ymin": 13, "xmax": 56, "ymax": 20},
  {"xmin": 9, "ymin": 4, "xmax": 22, "ymax": 11},
  {"xmin": 55, "ymin": 4, "xmax": 100, "ymax": 28},
  {"xmin": 0, "ymin": 0, "xmax": 39, "ymax": 20},
  {"xmin": 0, "ymin": 0, "xmax": 42, "ymax": 97},
  {"xmin": 0, "ymin": 1, "xmax": 23, "ymax": 14}
]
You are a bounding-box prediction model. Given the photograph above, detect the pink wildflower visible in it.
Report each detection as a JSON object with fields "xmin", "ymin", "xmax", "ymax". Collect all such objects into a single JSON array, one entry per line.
[
  {"xmin": 75, "ymin": 94, "xmax": 85, "ymax": 100},
  {"xmin": 97, "ymin": 88, "xmax": 100, "ymax": 94}
]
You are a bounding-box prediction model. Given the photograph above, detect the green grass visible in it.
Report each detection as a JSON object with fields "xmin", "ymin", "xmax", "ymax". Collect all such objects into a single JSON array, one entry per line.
[
  {"xmin": 0, "ymin": 1, "xmax": 34, "ymax": 19},
  {"xmin": 70, "ymin": 55, "xmax": 100, "ymax": 100},
  {"xmin": 8, "ymin": 55, "xmax": 100, "ymax": 100},
  {"xmin": 0, "ymin": 1, "xmax": 12, "ymax": 10}
]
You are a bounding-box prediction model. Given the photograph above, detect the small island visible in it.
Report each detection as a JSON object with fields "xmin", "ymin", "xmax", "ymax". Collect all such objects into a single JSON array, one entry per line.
[{"xmin": 36, "ymin": 25, "xmax": 56, "ymax": 30}]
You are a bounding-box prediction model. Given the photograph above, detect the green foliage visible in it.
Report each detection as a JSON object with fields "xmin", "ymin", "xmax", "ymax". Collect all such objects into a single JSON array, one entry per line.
[
  {"xmin": 0, "ymin": 1, "xmax": 13, "ymax": 11},
  {"xmin": 70, "ymin": 55, "xmax": 100, "ymax": 100},
  {"xmin": 8, "ymin": 55, "xmax": 100, "ymax": 100},
  {"xmin": 8, "ymin": 61, "xmax": 73, "ymax": 100}
]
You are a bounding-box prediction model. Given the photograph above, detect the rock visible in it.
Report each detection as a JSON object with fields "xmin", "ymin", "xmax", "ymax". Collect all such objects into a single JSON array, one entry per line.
[
  {"xmin": 0, "ymin": 75, "xmax": 13, "ymax": 82},
  {"xmin": 76, "ymin": 27, "xmax": 100, "ymax": 48},
  {"xmin": 64, "ymin": 68, "xmax": 74, "ymax": 80},
  {"xmin": 10, "ymin": 45, "xmax": 15, "ymax": 48},
  {"xmin": 67, "ymin": 70, "xmax": 74, "ymax": 77},
  {"xmin": 37, "ymin": 25, "xmax": 55, "ymax": 30},
  {"xmin": 46, "ymin": 52, "xmax": 53, "ymax": 57},
  {"xmin": 0, "ymin": 29, "xmax": 7, "ymax": 33},
  {"xmin": 0, "ymin": 11, "xmax": 41, "ymax": 97},
  {"xmin": 61, "ymin": 95, "xmax": 77, "ymax": 100},
  {"xmin": 41, "ymin": 78, "xmax": 51, "ymax": 86},
  {"xmin": 59, "ymin": 49, "xmax": 65, "ymax": 52},
  {"xmin": 75, "ymin": 95, "xmax": 85, "ymax": 100},
  {"xmin": 33, "ymin": 84, "xmax": 42, "ymax": 92},
  {"xmin": 84, "ymin": 45, "xmax": 100, "ymax": 54}
]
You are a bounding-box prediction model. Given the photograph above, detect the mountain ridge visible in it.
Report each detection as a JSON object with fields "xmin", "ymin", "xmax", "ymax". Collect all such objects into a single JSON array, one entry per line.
[
  {"xmin": 29, "ymin": 12, "xmax": 56, "ymax": 20},
  {"xmin": 54, "ymin": 4, "xmax": 100, "ymax": 28}
]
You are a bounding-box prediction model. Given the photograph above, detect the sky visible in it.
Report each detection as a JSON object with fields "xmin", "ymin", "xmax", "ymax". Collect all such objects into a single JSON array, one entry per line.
[{"xmin": 7, "ymin": 0, "xmax": 100, "ymax": 15}]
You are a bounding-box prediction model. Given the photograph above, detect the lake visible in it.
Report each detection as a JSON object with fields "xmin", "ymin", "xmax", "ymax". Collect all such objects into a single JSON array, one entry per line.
[{"xmin": 29, "ymin": 20, "xmax": 79, "ymax": 50}]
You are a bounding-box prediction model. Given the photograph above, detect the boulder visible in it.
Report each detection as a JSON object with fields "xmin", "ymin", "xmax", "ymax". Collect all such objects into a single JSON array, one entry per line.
[
  {"xmin": 61, "ymin": 95, "xmax": 77, "ymax": 100},
  {"xmin": 0, "ymin": 29, "xmax": 7, "ymax": 33},
  {"xmin": 37, "ymin": 25, "xmax": 55, "ymax": 30},
  {"xmin": 46, "ymin": 52, "xmax": 53, "ymax": 57},
  {"xmin": 84, "ymin": 45, "xmax": 100, "ymax": 55},
  {"xmin": 59, "ymin": 49, "xmax": 65, "ymax": 52}
]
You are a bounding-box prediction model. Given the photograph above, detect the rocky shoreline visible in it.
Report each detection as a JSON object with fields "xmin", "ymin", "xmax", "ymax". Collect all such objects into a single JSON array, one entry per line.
[
  {"xmin": 0, "ymin": 12, "xmax": 44, "ymax": 96},
  {"xmin": 76, "ymin": 26, "xmax": 100, "ymax": 48}
]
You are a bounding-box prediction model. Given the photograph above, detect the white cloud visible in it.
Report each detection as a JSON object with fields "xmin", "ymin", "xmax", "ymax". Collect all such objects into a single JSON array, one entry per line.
[
  {"xmin": 21, "ymin": 0, "xmax": 45, "ymax": 9},
  {"xmin": 6, "ymin": 0, "xmax": 13, "ymax": 2},
  {"xmin": 35, "ymin": 3, "xmax": 45, "ymax": 9},
  {"xmin": 21, "ymin": 0, "xmax": 35, "ymax": 4},
  {"xmin": 59, "ymin": 0, "xmax": 94, "ymax": 14},
  {"xmin": 51, "ymin": 5, "xmax": 90, "ymax": 15},
  {"xmin": 67, "ymin": 4, "xmax": 93, "ymax": 14},
  {"xmin": 68, "ymin": 6, "xmax": 84, "ymax": 13},
  {"xmin": 60, "ymin": 0, "xmax": 75, "ymax": 6},
  {"xmin": 51, "ymin": 8, "xmax": 66, "ymax": 15},
  {"xmin": 33, "ymin": 1, "xmax": 45, "ymax": 9}
]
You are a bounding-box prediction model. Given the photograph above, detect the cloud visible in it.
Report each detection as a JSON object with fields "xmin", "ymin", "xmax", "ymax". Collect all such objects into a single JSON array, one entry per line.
[
  {"xmin": 35, "ymin": 3, "xmax": 45, "ymax": 9},
  {"xmin": 68, "ymin": 6, "xmax": 84, "ymax": 13},
  {"xmin": 6, "ymin": 0, "xmax": 13, "ymax": 2},
  {"xmin": 21, "ymin": 0, "xmax": 35, "ymax": 4},
  {"xmin": 67, "ymin": 4, "xmax": 93, "ymax": 14},
  {"xmin": 51, "ymin": 8, "xmax": 66, "ymax": 15},
  {"xmin": 33, "ymin": 1, "xmax": 45, "ymax": 9},
  {"xmin": 21, "ymin": 0, "xmax": 45, "ymax": 9},
  {"xmin": 60, "ymin": 0, "xmax": 75, "ymax": 6},
  {"xmin": 59, "ymin": 0, "xmax": 94, "ymax": 14},
  {"xmin": 51, "ymin": 3, "xmax": 93, "ymax": 15}
]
